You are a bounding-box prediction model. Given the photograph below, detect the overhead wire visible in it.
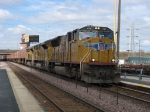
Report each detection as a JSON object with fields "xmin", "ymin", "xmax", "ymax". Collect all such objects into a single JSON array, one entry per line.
[
  {"xmin": 11, "ymin": 0, "xmax": 79, "ymax": 29},
  {"xmin": 0, "ymin": 0, "xmax": 114, "ymax": 31},
  {"xmin": 0, "ymin": 19, "xmax": 66, "ymax": 43},
  {"xmin": 0, "ymin": 2, "xmax": 55, "ymax": 26},
  {"xmin": 0, "ymin": 0, "xmax": 84, "ymax": 46},
  {"xmin": 0, "ymin": 1, "xmax": 78, "ymax": 36},
  {"xmin": 0, "ymin": 14, "xmax": 45, "ymax": 30},
  {"xmin": 0, "ymin": 3, "xmax": 69, "ymax": 37}
]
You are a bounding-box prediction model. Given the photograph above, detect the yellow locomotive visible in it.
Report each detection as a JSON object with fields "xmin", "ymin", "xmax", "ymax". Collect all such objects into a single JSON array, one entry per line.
[
  {"xmin": 6, "ymin": 25, "xmax": 120, "ymax": 83},
  {"xmin": 26, "ymin": 25, "xmax": 120, "ymax": 83}
]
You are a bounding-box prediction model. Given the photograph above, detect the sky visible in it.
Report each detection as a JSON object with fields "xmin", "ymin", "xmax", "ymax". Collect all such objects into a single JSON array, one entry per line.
[{"xmin": 0, "ymin": 0, "xmax": 150, "ymax": 52}]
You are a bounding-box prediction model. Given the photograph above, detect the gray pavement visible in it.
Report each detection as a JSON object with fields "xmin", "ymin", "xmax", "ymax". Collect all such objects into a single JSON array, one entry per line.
[
  {"xmin": 0, "ymin": 62, "xmax": 44, "ymax": 112},
  {"xmin": 0, "ymin": 69, "xmax": 20, "ymax": 112}
]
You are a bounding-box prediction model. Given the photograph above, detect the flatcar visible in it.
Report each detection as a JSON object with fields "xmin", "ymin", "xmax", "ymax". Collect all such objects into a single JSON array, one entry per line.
[
  {"xmin": 120, "ymin": 64, "xmax": 150, "ymax": 75},
  {"xmin": 7, "ymin": 25, "xmax": 120, "ymax": 83}
]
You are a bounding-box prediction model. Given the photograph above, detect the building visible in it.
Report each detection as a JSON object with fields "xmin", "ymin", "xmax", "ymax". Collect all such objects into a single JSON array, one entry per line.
[{"xmin": 126, "ymin": 56, "xmax": 150, "ymax": 64}]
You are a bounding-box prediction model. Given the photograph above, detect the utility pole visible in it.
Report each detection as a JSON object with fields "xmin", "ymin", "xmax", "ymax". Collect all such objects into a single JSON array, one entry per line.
[
  {"xmin": 116, "ymin": 1, "xmax": 121, "ymax": 105},
  {"xmin": 117, "ymin": 0, "xmax": 121, "ymax": 61}
]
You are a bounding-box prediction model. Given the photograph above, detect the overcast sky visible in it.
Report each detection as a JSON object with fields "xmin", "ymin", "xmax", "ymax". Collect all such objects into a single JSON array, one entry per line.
[{"xmin": 0, "ymin": 0, "xmax": 150, "ymax": 52}]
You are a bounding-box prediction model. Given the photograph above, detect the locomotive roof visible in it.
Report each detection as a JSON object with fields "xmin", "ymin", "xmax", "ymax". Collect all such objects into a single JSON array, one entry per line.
[
  {"xmin": 42, "ymin": 39, "xmax": 51, "ymax": 45},
  {"xmin": 41, "ymin": 39, "xmax": 51, "ymax": 45},
  {"xmin": 41, "ymin": 39, "xmax": 51, "ymax": 49},
  {"xmin": 34, "ymin": 43, "xmax": 40, "ymax": 49},
  {"xmin": 51, "ymin": 35, "xmax": 66, "ymax": 47},
  {"xmin": 79, "ymin": 25, "xmax": 112, "ymax": 31}
]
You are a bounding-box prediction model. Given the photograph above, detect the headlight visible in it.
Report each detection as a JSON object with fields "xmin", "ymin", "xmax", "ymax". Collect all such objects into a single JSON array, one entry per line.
[
  {"xmin": 112, "ymin": 59, "xmax": 115, "ymax": 62},
  {"xmin": 92, "ymin": 59, "xmax": 95, "ymax": 62}
]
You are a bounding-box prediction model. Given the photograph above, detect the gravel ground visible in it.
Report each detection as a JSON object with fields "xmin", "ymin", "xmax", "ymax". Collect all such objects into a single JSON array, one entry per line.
[{"xmin": 12, "ymin": 63, "xmax": 150, "ymax": 112}]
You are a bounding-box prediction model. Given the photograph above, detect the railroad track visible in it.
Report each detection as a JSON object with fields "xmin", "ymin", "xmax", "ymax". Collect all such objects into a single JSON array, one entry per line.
[
  {"xmin": 120, "ymin": 81, "xmax": 150, "ymax": 92},
  {"xmin": 8, "ymin": 62, "xmax": 104, "ymax": 112},
  {"xmin": 101, "ymin": 84, "xmax": 150, "ymax": 104},
  {"xmin": 8, "ymin": 62, "xmax": 150, "ymax": 111}
]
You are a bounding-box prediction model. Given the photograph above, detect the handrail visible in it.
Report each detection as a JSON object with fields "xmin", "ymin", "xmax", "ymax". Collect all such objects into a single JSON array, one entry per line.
[
  {"xmin": 45, "ymin": 53, "xmax": 51, "ymax": 61},
  {"xmin": 80, "ymin": 48, "xmax": 91, "ymax": 76},
  {"xmin": 83, "ymin": 49, "xmax": 91, "ymax": 63}
]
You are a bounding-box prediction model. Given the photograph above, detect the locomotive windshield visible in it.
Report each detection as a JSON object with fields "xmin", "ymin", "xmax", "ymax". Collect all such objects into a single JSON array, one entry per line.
[
  {"xmin": 79, "ymin": 31, "xmax": 96, "ymax": 40},
  {"xmin": 79, "ymin": 31, "xmax": 113, "ymax": 40},
  {"xmin": 98, "ymin": 31, "xmax": 113, "ymax": 39}
]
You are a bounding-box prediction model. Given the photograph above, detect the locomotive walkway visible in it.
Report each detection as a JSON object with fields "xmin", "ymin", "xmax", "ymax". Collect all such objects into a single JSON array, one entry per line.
[{"xmin": 0, "ymin": 62, "xmax": 44, "ymax": 112}]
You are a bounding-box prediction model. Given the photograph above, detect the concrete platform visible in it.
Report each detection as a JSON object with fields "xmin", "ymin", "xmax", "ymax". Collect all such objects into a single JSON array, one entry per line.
[
  {"xmin": 120, "ymin": 75, "xmax": 150, "ymax": 89},
  {"xmin": 0, "ymin": 69, "xmax": 20, "ymax": 112},
  {"xmin": 0, "ymin": 62, "xmax": 44, "ymax": 112}
]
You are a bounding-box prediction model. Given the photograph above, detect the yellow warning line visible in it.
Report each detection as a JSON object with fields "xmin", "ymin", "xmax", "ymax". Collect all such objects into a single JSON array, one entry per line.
[{"xmin": 120, "ymin": 81, "xmax": 150, "ymax": 89}]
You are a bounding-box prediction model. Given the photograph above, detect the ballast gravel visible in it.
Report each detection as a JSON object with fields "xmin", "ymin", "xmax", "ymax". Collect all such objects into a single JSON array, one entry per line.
[{"xmin": 13, "ymin": 63, "xmax": 150, "ymax": 112}]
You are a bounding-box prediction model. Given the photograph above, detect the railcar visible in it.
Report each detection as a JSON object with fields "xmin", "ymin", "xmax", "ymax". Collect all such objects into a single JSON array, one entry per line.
[
  {"xmin": 0, "ymin": 55, "xmax": 6, "ymax": 61},
  {"xmin": 0, "ymin": 55, "xmax": 2, "ymax": 61},
  {"xmin": 6, "ymin": 48, "xmax": 26, "ymax": 64},
  {"xmin": 6, "ymin": 25, "xmax": 120, "ymax": 83},
  {"xmin": 120, "ymin": 64, "xmax": 150, "ymax": 75}
]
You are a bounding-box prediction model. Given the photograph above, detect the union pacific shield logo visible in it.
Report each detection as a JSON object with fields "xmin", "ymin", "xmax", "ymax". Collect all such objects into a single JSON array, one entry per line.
[
  {"xmin": 93, "ymin": 42, "xmax": 105, "ymax": 51},
  {"xmin": 98, "ymin": 43, "xmax": 104, "ymax": 51}
]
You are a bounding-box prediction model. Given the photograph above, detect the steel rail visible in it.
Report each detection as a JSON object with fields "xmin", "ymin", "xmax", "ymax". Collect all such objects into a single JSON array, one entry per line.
[
  {"xmin": 9, "ymin": 64, "xmax": 65, "ymax": 112},
  {"xmin": 118, "ymin": 85, "xmax": 150, "ymax": 95},
  {"xmin": 102, "ymin": 87, "xmax": 150, "ymax": 104},
  {"xmin": 10, "ymin": 62, "xmax": 105, "ymax": 112},
  {"xmin": 108, "ymin": 83, "xmax": 150, "ymax": 95},
  {"xmin": 28, "ymin": 68, "xmax": 105, "ymax": 112}
]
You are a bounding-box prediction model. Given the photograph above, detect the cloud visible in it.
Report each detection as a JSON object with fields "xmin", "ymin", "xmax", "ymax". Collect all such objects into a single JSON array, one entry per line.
[
  {"xmin": 0, "ymin": 33, "xmax": 4, "ymax": 38},
  {"xmin": 124, "ymin": 5, "xmax": 148, "ymax": 17},
  {"xmin": 0, "ymin": 0, "xmax": 23, "ymax": 6},
  {"xmin": 0, "ymin": 0, "xmax": 150, "ymax": 51},
  {"xmin": 122, "ymin": 0, "xmax": 150, "ymax": 4},
  {"xmin": 26, "ymin": 0, "xmax": 114, "ymax": 28},
  {"xmin": 7, "ymin": 25, "xmax": 31, "ymax": 34},
  {"xmin": 0, "ymin": 25, "xmax": 32, "ymax": 49},
  {"xmin": 143, "ymin": 17, "xmax": 150, "ymax": 22},
  {"xmin": 26, "ymin": 5, "xmax": 41, "ymax": 11},
  {"xmin": 142, "ymin": 40, "xmax": 150, "ymax": 46},
  {"xmin": 0, "ymin": 9, "xmax": 12, "ymax": 20},
  {"xmin": 125, "ymin": 5, "xmax": 147, "ymax": 12}
]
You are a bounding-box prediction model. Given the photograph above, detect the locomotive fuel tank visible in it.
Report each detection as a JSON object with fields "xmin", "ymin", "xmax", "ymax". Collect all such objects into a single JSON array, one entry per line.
[{"xmin": 54, "ymin": 66, "xmax": 70, "ymax": 77}]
